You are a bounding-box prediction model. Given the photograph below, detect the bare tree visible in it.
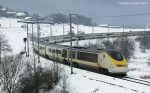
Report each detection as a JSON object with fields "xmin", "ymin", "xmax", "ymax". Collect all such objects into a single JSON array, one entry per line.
[
  {"xmin": 59, "ymin": 72, "xmax": 71, "ymax": 93},
  {"xmin": 99, "ymin": 37, "xmax": 135, "ymax": 60},
  {"xmin": 83, "ymin": 41, "xmax": 99, "ymax": 49},
  {"xmin": 147, "ymin": 57, "xmax": 150, "ymax": 66},
  {"xmin": 0, "ymin": 54, "xmax": 24, "ymax": 93},
  {"xmin": 52, "ymin": 69, "xmax": 72, "ymax": 93},
  {"xmin": 0, "ymin": 33, "xmax": 12, "ymax": 63},
  {"xmin": 118, "ymin": 38, "xmax": 135, "ymax": 60},
  {"xmin": 136, "ymin": 35, "xmax": 150, "ymax": 51},
  {"xmin": 18, "ymin": 58, "xmax": 63, "ymax": 93}
]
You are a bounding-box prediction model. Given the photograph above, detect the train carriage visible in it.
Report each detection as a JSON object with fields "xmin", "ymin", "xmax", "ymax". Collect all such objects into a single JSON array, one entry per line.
[{"xmin": 35, "ymin": 42, "xmax": 129, "ymax": 75}]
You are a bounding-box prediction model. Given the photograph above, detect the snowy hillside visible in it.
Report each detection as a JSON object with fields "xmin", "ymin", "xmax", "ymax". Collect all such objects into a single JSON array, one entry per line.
[{"xmin": 1, "ymin": 17, "xmax": 150, "ymax": 93}]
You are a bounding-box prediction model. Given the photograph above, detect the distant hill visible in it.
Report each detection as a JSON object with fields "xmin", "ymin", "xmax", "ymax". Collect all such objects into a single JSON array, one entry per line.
[{"xmin": 1, "ymin": 0, "xmax": 150, "ymax": 25}]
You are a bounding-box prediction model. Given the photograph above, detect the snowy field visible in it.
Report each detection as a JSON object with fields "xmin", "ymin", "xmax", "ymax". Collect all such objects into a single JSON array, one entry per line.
[{"xmin": 1, "ymin": 17, "xmax": 150, "ymax": 93}]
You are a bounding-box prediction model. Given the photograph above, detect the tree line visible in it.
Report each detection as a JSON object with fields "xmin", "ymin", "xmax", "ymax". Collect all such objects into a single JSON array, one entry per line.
[{"xmin": 44, "ymin": 13, "xmax": 94, "ymax": 26}]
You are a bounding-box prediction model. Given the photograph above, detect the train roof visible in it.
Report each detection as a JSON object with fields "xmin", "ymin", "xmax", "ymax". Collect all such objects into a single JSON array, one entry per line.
[
  {"xmin": 35, "ymin": 40, "xmax": 120, "ymax": 53},
  {"xmin": 47, "ymin": 44, "xmax": 109, "ymax": 53}
]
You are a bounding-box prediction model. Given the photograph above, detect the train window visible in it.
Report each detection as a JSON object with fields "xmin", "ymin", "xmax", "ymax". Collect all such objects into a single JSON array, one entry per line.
[
  {"xmin": 69, "ymin": 51, "xmax": 76, "ymax": 59},
  {"xmin": 62, "ymin": 49, "xmax": 67, "ymax": 58},
  {"xmin": 77, "ymin": 52, "xmax": 98, "ymax": 63},
  {"xmin": 107, "ymin": 50, "xmax": 123, "ymax": 61},
  {"xmin": 52, "ymin": 49, "xmax": 55, "ymax": 53},
  {"xmin": 40, "ymin": 46, "xmax": 44, "ymax": 50},
  {"xmin": 72, "ymin": 51, "xmax": 76, "ymax": 59},
  {"xmin": 56, "ymin": 50, "xmax": 61, "ymax": 54},
  {"xmin": 49, "ymin": 48, "xmax": 51, "ymax": 52}
]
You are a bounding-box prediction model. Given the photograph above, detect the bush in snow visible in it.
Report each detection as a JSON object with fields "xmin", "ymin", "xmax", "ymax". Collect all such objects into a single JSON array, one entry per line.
[
  {"xmin": 136, "ymin": 36, "xmax": 150, "ymax": 50},
  {"xmin": 83, "ymin": 41, "xmax": 99, "ymax": 49},
  {"xmin": 0, "ymin": 32, "xmax": 12, "ymax": 63},
  {"xmin": 0, "ymin": 54, "xmax": 24, "ymax": 93},
  {"xmin": 112, "ymin": 37, "xmax": 135, "ymax": 60},
  {"xmin": 52, "ymin": 71, "xmax": 72, "ymax": 93},
  {"xmin": 18, "ymin": 61, "xmax": 63, "ymax": 93},
  {"xmin": 140, "ymin": 75, "xmax": 150, "ymax": 79},
  {"xmin": 59, "ymin": 72, "xmax": 72, "ymax": 93},
  {"xmin": 147, "ymin": 57, "xmax": 150, "ymax": 66}
]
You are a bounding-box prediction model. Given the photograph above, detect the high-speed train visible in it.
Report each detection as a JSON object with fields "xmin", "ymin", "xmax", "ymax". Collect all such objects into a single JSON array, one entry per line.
[{"xmin": 34, "ymin": 41, "xmax": 129, "ymax": 75}]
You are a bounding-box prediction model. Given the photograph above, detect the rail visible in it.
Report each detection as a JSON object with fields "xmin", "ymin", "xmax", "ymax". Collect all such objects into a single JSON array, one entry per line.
[{"xmin": 38, "ymin": 30, "xmax": 150, "ymax": 44}]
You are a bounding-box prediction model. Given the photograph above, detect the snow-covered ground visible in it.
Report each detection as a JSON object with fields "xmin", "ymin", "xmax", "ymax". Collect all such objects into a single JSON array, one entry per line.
[{"xmin": 1, "ymin": 17, "xmax": 150, "ymax": 93}]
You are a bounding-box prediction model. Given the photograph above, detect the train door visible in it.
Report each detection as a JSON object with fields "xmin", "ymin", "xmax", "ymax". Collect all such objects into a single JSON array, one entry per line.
[
  {"xmin": 51, "ymin": 48, "xmax": 55, "ymax": 60},
  {"xmin": 62, "ymin": 49, "xmax": 67, "ymax": 58},
  {"xmin": 62, "ymin": 49, "xmax": 68, "ymax": 64},
  {"xmin": 56, "ymin": 48, "xmax": 60, "ymax": 61}
]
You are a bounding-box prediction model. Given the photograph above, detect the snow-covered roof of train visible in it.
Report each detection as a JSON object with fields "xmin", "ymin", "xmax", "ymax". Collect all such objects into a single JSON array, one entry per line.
[{"xmin": 34, "ymin": 39, "xmax": 118, "ymax": 53}]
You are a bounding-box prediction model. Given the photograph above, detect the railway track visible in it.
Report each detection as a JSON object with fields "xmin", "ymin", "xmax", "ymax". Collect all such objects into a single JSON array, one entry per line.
[
  {"xmin": 38, "ymin": 30, "xmax": 150, "ymax": 44},
  {"xmin": 81, "ymin": 74, "xmax": 148, "ymax": 93},
  {"xmin": 118, "ymin": 76, "xmax": 150, "ymax": 87}
]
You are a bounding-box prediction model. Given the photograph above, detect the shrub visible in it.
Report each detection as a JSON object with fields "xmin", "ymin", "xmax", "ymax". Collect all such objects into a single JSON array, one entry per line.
[
  {"xmin": 0, "ymin": 54, "xmax": 24, "ymax": 93},
  {"xmin": 18, "ymin": 62, "xmax": 62, "ymax": 93},
  {"xmin": 147, "ymin": 57, "xmax": 150, "ymax": 66},
  {"xmin": 136, "ymin": 36, "xmax": 150, "ymax": 50},
  {"xmin": 140, "ymin": 75, "xmax": 150, "ymax": 79}
]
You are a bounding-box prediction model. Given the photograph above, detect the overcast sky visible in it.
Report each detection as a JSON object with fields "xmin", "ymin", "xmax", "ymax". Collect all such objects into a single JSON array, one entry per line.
[{"xmin": 1, "ymin": 0, "xmax": 150, "ymax": 25}]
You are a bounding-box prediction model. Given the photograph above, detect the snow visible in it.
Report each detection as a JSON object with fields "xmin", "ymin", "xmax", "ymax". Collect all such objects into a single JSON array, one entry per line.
[
  {"xmin": 68, "ymin": 68, "xmax": 150, "ymax": 93},
  {"xmin": 6, "ymin": 12, "xmax": 16, "ymax": 14},
  {"xmin": 0, "ymin": 18, "xmax": 25, "ymax": 54},
  {"xmin": 0, "ymin": 8, "xmax": 6, "ymax": 11},
  {"xmin": 1, "ymin": 17, "xmax": 150, "ymax": 93},
  {"xmin": 128, "ymin": 42, "xmax": 150, "ymax": 79},
  {"xmin": 16, "ymin": 13, "xmax": 26, "ymax": 16}
]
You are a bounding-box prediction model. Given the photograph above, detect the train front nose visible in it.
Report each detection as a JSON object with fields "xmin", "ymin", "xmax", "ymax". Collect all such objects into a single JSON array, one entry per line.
[
  {"xmin": 109, "ymin": 65, "xmax": 129, "ymax": 74},
  {"xmin": 106, "ymin": 50, "xmax": 129, "ymax": 74}
]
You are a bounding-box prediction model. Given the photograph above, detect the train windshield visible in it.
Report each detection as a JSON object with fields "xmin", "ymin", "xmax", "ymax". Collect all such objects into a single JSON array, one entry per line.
[{"xmin": 107, "ymin": 50, "xmax": 123, "ymax": 61}]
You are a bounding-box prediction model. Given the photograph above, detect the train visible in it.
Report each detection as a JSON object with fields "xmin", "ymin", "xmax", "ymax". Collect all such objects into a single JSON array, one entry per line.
[{"xmin": 33, "ymin": 40, "xmax": 129, "ymax": 75}]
